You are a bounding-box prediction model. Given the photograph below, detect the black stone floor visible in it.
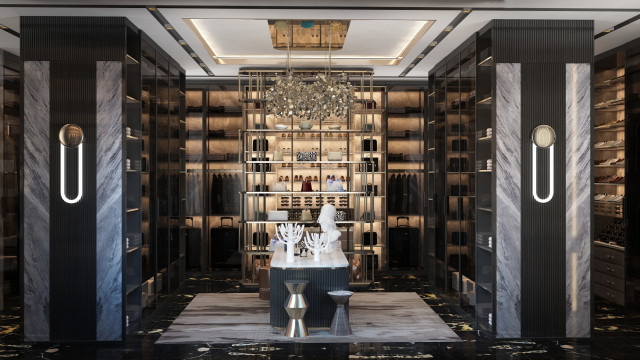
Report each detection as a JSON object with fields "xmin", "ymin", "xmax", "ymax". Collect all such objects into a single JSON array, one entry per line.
[{"xmin": 1, "ymin": 272, "xmax": 639, "ymax": 359}]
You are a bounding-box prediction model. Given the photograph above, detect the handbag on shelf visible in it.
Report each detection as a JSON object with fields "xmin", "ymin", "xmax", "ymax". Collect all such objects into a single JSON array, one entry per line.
[
  {"xmin": 272, "ymin": 182, "xmax": 287, "ymax": 192},
  {"xmin": 326, "ymin": 178, "xmax": 344, "ymax": 192},
  {"xmin": 452, "ymin": 139, "xmax": 468, "ymax": 151},
  {"xmin": 363, "ymin": 231, "xmax": 378, "ymax": 245},
  {"xmin": 301, "ymin": 179, "xmax": 313, "ymax": 192},
  {"xmin": 361, "ymin": 184, "xmax": 378, "ymax": 196},
  {"xmin": 267, "ymin": 211, "xmax": 288, "ymax": 221},
  {"xmin": 273, "ymin": 150, "xmax": 284, "ymax": 161},
  {"xmin": 300, "ymin": 209, "xmax": 312, "ymax": 221},
  {"xmin": 252, "ymin": 139, "xmax": 269, "ymax": 151},
  {"xmin": 296, "ymin": 152, "xmax": 317, "ymax": 161},
  {"xmin": 360, "ymin": 157, "xmax": 379, "ymax": 172},
  {"xmin": 328, "ymin": 152, "xmax": 342, "ymax": 161},
  {"xmin": 362, "ymin": 139, "xmax": 378, "ymax": 151}
]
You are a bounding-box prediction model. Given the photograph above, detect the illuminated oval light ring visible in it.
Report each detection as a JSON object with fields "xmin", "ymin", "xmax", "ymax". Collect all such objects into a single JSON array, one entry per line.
[
  {"xmin": 531, "ymin": 125, "xmax": 556, "ymax": 204},
  {"xmin": 59, "ymin": 124, "xmax": 84, "ymax": 204}
]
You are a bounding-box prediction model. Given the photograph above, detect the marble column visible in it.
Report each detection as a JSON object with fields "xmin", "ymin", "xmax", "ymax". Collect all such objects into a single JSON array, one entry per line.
[
  {"xmin": 565, "ymin": 63, "xmax": 591, "ymax": 338},
  {"xmin": 96, "ymin": 61, "xmax": 123, "ymax": 340},
  {"xmin": 495, "ymin": 63, "xmax": 522, "ymax": 338},
  {"xmin": 23, "ymin": 61, "xmax": 51, "ymax": 341}
]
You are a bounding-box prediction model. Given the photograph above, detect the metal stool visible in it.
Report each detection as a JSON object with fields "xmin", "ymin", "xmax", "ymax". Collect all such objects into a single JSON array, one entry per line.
[
  {"xmin": 284, "ymin": 280, "xmax": 309, "ymax": 337},
  {"xmin": 328, "ymin": 290, "xmax": 353, "ymax": 336}
]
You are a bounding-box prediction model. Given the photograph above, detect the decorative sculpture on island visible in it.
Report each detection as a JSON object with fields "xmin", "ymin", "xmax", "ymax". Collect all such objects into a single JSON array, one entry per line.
[
  {"xmin": 276, "ymin": 223, "xmax": 305, "ymax": 263},
  {"xmin": 304, "ymin": 232, "xmax": 329, "ymax": 261},
  {"xmin": 317, "ymin": 204, "xmax": 341, "ymax": 252}
]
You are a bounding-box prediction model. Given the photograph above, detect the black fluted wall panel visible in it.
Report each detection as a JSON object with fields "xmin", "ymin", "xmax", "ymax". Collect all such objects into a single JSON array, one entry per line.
[
  {"xmin": 492, "ymin": 20, "xmax": 594, "ymax": 64},
  {"xmin": 21, "ymin": 16, "xmax": 128, "ymax": 342},
  {"xmin": 520, "ymin": 63, "xmax": 567, "ymax": 338},
  {"xmin": 49, "ymin": 61, "xmax": 97, "ymax": 341},
  {"xmin": 21, "ymin": 17, "xmax": 126, "ymax": 61}
]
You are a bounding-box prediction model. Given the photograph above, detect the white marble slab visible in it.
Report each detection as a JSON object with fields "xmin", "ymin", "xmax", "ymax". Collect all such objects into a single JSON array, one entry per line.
[
  {"xmin": 270, "ymin": 248, "xmax": 348, "ymax": 268},
  {"xmin": 495, "ymin": 62, "xmax": 522, "ymax": 339},
  {"xmin": 156, "ymin": 292, "xmax": 461, "ymax": 344},
  {"xmin": 96, "ymin": 61, "xmax": 123, "ymax": 341},
  {"xmin": 565, "ymin": 63, "xmax": 591, "ymax": 338},
  {"xmin": 23, "ymin": 60, "xmax": 50, "ymax": 342}
]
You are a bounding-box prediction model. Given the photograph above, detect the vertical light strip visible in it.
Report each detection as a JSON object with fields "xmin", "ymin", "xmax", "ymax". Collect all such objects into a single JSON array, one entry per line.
[
  {"xmin": 532, "ymin": 143, "xmax": 554, "ymax": 203},
  {"xmin": 60, "ymin": 143, "xmax": 83, "ymax": 204}
]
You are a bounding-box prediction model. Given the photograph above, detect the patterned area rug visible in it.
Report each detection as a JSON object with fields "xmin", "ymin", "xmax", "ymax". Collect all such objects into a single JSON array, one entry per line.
[{"xmin": 156, "ymin": 292, "xmax": 461, "ymax": 344}]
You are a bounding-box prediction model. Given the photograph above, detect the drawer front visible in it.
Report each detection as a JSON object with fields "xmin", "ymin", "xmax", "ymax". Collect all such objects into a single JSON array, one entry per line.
[
  {"xmin": 594, "ymin": 272, "xmax": 625, "ymax": 293},
  {"xmin": 595, "ymin": 283, "xmax": 625, "ymax": 306},
  {"xmin": 594, "ymin": 259, "xmax": 625, "ymax": 279},
  {"xmin": 594, "ymin": 246, "xmax": 624, "ymax": 264}
]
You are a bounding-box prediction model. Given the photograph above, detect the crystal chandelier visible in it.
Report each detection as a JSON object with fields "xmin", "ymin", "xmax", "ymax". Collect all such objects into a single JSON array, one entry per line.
[{"xmin": 265, "ymin": 21, "xmax": 356, "ymax": 121}]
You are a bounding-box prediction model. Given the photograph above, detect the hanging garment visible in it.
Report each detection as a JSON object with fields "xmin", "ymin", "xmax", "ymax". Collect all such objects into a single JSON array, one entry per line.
[
  {"xmin": 410, "ymin": 174, "xmax": 419, "ymax": 214},
  {"xmin": 222, "ymin": 174, "xmax": 233, "ymax": 214},
  {"xmin": 232, "ymin": 174, "xmax": 241, "ymax": 214},
  {"xmin": 186, "ymin": 172, "xmax": 203, "ymax": 215},
  {"xmin": 388, "ymin": 174, "xmax": 397, "ymax": 214},
  {"xmin": 400, "ymin": 174, "xmax": 409, "ymax": 214}
]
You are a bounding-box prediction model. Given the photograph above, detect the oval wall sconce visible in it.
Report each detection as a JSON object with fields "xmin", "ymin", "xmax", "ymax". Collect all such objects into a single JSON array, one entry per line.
[
  {"xmin": 59, "ymin": 124, "xmax": 84, "ymax": 204},
  {"xmin": 531, "ymin": 125, "xmax": 556, "ymax": 204}
]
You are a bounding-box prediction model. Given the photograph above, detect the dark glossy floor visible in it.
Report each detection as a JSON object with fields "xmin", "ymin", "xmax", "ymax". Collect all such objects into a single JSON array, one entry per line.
[{"xmin": 1, "ymin": 273, "xmax": 639, "ymax": 359}]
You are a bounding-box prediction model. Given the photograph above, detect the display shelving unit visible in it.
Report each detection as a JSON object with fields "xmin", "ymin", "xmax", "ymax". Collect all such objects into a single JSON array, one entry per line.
[
  {"xmin": 592, "ymin": 39, "xmax": 640, "ymax": 307},
  {"xmin": 124, "ymin": 30, "xmax": 186, "ymax": 333},
  {"xmin": 184, "ymin": 85, "xmax": 243, "ymax": 271},
  {"xmin": 428, "ymin": 29, "xmax": 494, "ymax": 333},
  {"xmin": 0, "ymin": 50, "xmax": 19, "ymax": 312},
  {"xmin": 386, "ymin": 84, "xmax": 425, "ymax": 269},
  {"xmin": 238, "ymin": 69, "xmax": 385, "ymax": 285}
]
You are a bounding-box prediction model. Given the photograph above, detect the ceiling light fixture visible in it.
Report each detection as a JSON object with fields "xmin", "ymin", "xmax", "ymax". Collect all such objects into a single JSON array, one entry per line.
[
  {"xmin": 190, "ymin": 18, "xmax": 431, "ymax": 66},
  {"xmin": 265, "ymin": 21, "xmax": 356, "ymax": 121},
  {"xmin": 147, "ymin": 6, "xmax": 214, "ymax": 76},
  {"xmin": 0, "ymin": 23, "xmax": 19, "ymax": 38},
  {"xmin": 399, "ymin": 9, "xmax": 472, "ymax": 77}
]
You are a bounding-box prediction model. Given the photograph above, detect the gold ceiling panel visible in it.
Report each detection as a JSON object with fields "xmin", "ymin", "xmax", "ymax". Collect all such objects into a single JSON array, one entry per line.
[{"xmin": 267, "ymin": 20, "xmax": 350, "ymax": 51}]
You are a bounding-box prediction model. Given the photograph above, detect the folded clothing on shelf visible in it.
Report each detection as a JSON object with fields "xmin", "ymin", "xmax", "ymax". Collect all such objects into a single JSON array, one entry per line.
[
  {"xmin": 388, "ymin": 130, "xmax": 407, "ymax": 138},
  {"xmin": 595, "ymin": 158, "xmax": 624, "ymax": 166},
  {"xmin": 594, "ymin": 194, "xmax": 624, "ymax": 203},
  {"xmin": 594, "ymin": 139, "xmax": 624, "ymax": 148},
  {"xmin": 403, "ymin": 153, "xmax": 423, "ymax": 161},
  {"xmin": 595, "ymin": 175, "xmax": 625, "ymax": 183}
]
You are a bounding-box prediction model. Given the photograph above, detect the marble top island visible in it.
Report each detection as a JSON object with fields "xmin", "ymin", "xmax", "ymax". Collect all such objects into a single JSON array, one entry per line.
[{"xmin": 270, "ymin": 248, "xmax": 349, "ymax": 269}]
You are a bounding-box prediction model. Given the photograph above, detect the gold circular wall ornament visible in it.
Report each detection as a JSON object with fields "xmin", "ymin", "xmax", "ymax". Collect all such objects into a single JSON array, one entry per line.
[
  {"xmin": 531, "ymin": 125, "xmax": 556, "ymax": 148},
  {"xmin": 59, "ymin": 124, "xmax": 84, "ymax": 148}
]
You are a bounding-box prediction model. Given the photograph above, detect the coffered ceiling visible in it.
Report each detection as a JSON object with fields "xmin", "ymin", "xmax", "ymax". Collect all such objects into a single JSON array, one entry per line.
[{"xmin": 0, "ymin": 1, "xmax": 639, "ymax": 79}]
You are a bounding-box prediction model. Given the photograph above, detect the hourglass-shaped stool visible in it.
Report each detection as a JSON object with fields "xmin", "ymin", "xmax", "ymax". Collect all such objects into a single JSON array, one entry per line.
[
  {"xmin": 328, "ymin": 290, "xmax": 353, "ymax": 336},
  {"xmin": 284, "ymin": 280, "xmax": 309, "ymax": 337}
]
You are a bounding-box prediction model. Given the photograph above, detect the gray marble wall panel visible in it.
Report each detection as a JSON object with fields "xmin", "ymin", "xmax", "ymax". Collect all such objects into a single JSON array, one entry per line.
[
  {"xmin": 23, "ymin": 61, "xmax": 51, "ymax": 341},
  {"xmin": 96, "ymin": 61, "xmax": 123, "ymax": 341},
  {"xmin": 496, "ymin": 63, "xmax": 522, "ymax": 338},
  {"xmin": 565, "ymin": 63, "xmax": 591, "ymax": 338}
]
